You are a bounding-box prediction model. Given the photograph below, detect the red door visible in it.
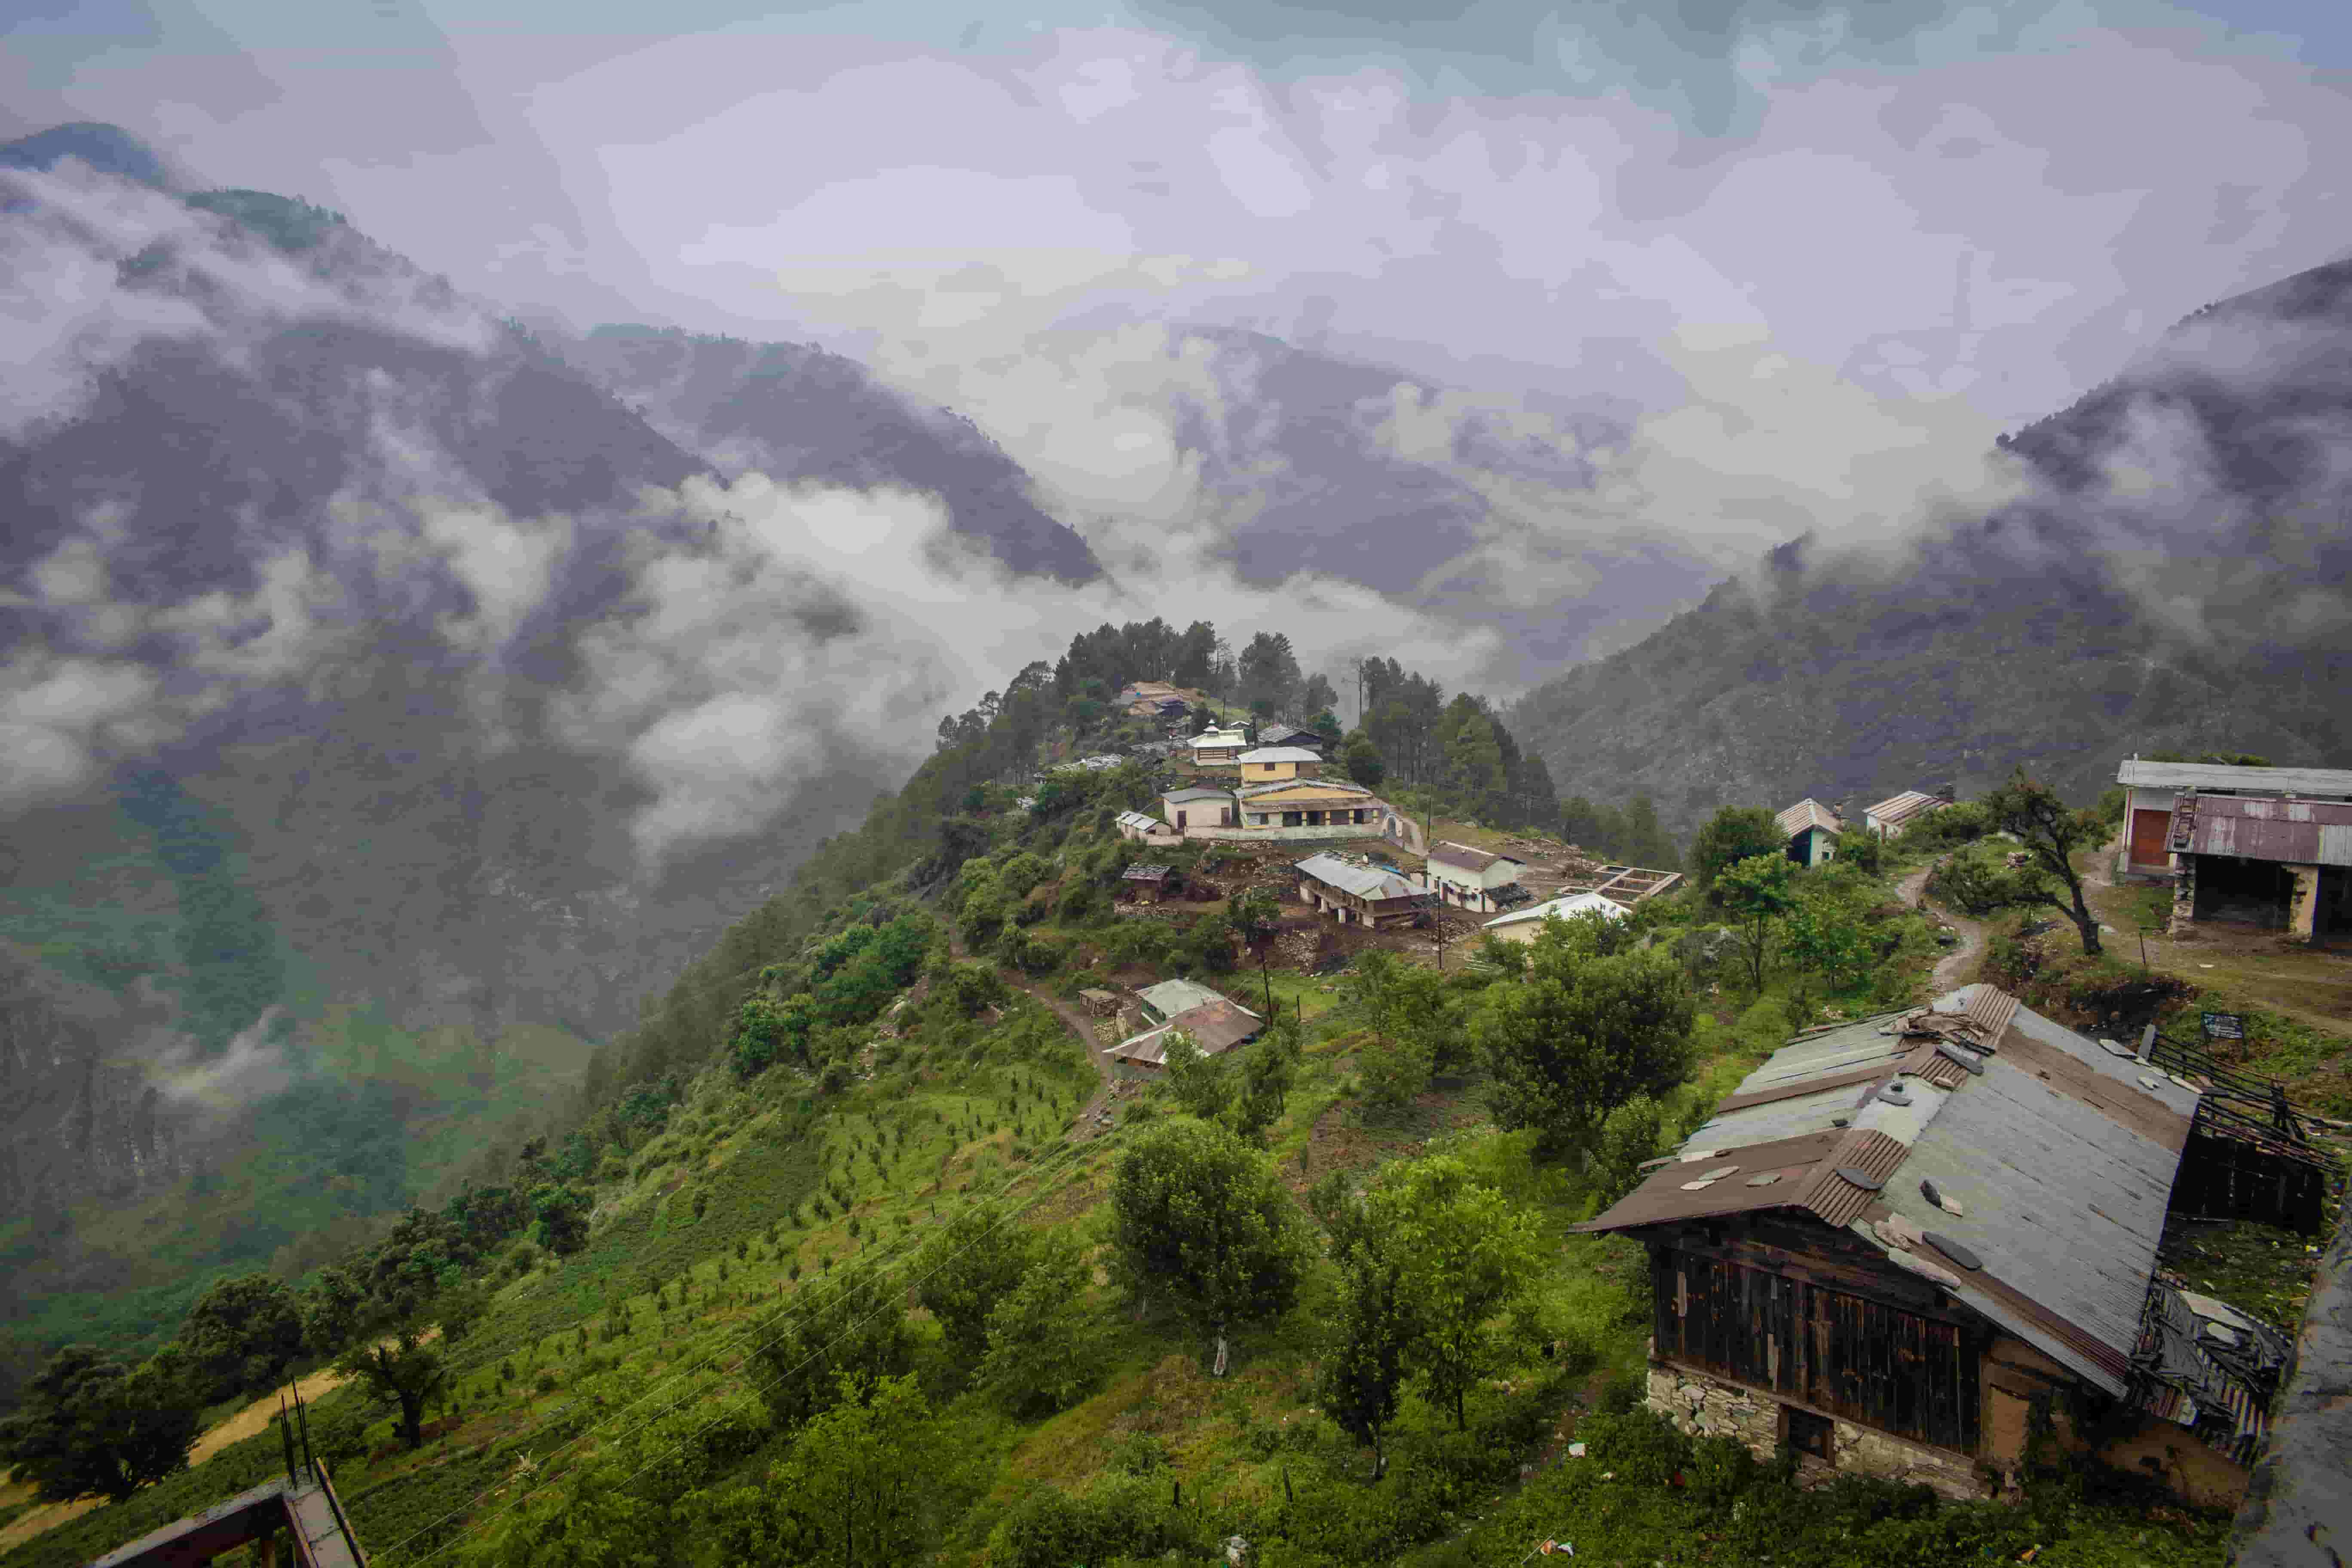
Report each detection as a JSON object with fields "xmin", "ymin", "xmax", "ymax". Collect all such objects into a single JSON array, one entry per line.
[{"xmin": 2129, "ymin": 808, "xmax": 2168, "ymax": 871}]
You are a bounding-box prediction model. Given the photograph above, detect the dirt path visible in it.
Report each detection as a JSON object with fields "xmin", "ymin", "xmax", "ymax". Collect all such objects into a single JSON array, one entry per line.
[
  {"xmin": 0, "ymin": 1363, "xmax": 357, "ymax": 1557},
  {"xmin": 1896, "ymin": 859, "xmax": 1990, "ymax": 997},
  {"xmin": 946, "ymin": 930, "xmax": 1119, "ymax": 1141}
]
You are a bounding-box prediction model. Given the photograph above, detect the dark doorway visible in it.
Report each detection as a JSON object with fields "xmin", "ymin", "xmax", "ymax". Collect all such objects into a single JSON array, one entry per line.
[{"xmin": 1784, "ymin": 1406, "xmax": 1835, "ymax": 1463}]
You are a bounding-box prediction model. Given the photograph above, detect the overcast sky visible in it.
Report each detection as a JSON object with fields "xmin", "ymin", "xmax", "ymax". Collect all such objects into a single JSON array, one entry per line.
[{"xmin": 9, "ymin": 0, "xmax": 2352, "ymax": 435}]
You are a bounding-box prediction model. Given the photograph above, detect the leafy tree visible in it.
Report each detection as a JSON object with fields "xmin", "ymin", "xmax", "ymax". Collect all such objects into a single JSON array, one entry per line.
[
  {"xmin": 178, "ymin": 1271, "xmax": 306, "ymax": 1403},
  {"xmin": 1936, "ymin": 767, "xmax": 2111, "ymax": 955},
  {"xmin": 437, "ymin": 1280, "xmax": 491, "ymax": 1348},
  {"xmin": 1109, "ymin": 1119, "xmax": 1309, "ymax": 1375},
  {"xmin": 1470, "ymin": 945, "xmax": 1696, "ymax": 1158},
  {"xmin": 1320, "ymin": 1229, "xmax": 1410, "ymax": 1479},
  {"xmin": 1301, "ymin": 673, "xmax": 1339, "ymax": 719},
  {"xmin": 913, "ymin": 1202, "xmax": 1039, "ymax": 1367},
  {"xmin": 977, "ymin": 1233, "xmax": 1113, "ymax": 1417},
  {"xmin": 1715, "ymin": 853, "xmax": 1797, "ymax": 995},
  {"xmin": 337, "ymin": 1307, "xmax": 448, "ymax": 1451},
  {"xmin": 530, "ymin": 1184, "xmax": 594, "ymax": 1257},
  {"xmin": 766, "ymin": 1373, "xmax": 942, "ymax": 1568},
  {"xmin": 1338, "ymin": 730, "xmax": 1385, "ymax": 788},
  {"xmin": 731, "ymin": 993, "xmax": 793, "ymax": 1079},
  {"xmin": 1586, "ymin": 1095, "xmax": 1666, "ymax": 1209},
  {"xmin": 1833, "ymin": 824, "xmax": 1884, "ymax": 871},
  {"xmin": 1366, "ymin": 1154, "xmax": 1547, "ymax": 1430},
  {"xmin": 1782, "ymin": 878, "xmax": 1872, "ymax": 1004},
  {"xmin": 1229, "ymin": 887, "xmax": 1283, "ymax": 947},
  {"xmin": 0, "ymin": 1345, "xmax": 202, "ymax": 1503},
  {"xmin": 752, "ymin": 1261, "xmax": 918, "ymax": 1432},
  {"xmin": 1689, "ymin": 806, "xmax": 1785, "ymax": 894},
  {"xmin": 1619, "ymin": 796, "xmax": 1679, "ymax": 869},
  {"xmin": 300, "ymin": 1264, "xmax": 370, "ymax": 1357}
]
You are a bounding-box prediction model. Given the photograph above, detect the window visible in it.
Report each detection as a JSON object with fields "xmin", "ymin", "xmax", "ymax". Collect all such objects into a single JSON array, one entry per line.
[{"xmin": 1783, "ymin": 1406, "xmax": 1834, "ymax": 1462}]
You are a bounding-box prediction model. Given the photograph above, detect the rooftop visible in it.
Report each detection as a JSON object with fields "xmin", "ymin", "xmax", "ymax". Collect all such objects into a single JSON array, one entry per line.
[
  {"xmin": 1776, "ymin": 798, "xmax": 1844, "ymax": 837},
  {"xmin": 1574, "ymin": 984, "xmax": 2203, "ymax": 1397},
  {"xmin": 1237, "ymin": 777, "xmax": 1374, "ymax": 800},
  {"xmin": 1239, "ymin": 746, "xmax": 1323, "ymax": 765},
  {"xmin": 1867, "ymin": 790, "xmax": 1949, "ymax": 827},
  {"xmin": 1137, "ymin": 978, "xmax": 1246, "ymax": 1021},
  {"xmin": 1428, "ymin": 839, "xmax": 1525, "ymax": 873},
  {"xmin": 1484, "ymin": 891, "xmax": 1629, "ymax": 928},
  {"xmin": 1162, "ymin": 786, "xmax": 1234, "ymax": 804},
  {"xmin": 2116, "ymin": 760, "xmax": 2352, "ymax": 798},
  {"xmin": 1295, "ymin": 853, "xmax": 1426, "ymax": 902},
  {"xmin": 2177, "ymin": 793, "xmax": 2352, "ymax": 867},
  {"xmin": 1112, "ymin": 998, "xmax": 1266, "ymax": 1064}
]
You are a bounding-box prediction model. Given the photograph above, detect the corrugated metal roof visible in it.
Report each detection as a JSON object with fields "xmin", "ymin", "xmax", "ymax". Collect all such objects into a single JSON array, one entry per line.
[
  {"xmin": 1484, "ymin": 892, "xmax": 1629, "ymax": 928},
  {"xmin": 1866, "ymin": 790, "xmax": 1948, "ymax": 828},
  {"xmin": 2116, "ymin": 760, "xmax": 2352, "ymax": 797},
  {"xmin": 1116, "ymin": 810, "xmax": 1170, "ymax": 831},
  {"xmin": 2183, "ymin": 793, "xmax": 2352, "ymax": 867},
  {"xmin": 1137, "ymin": 979, "xmax": 1246, "ymax": 1021},
  {"xmin": 1775, "ymin": 799, "xmax": 1844, "ymax": 838},
  {"xmin": 1429, "ymin": 840, "xmax": 1525, "ymax": 872},
  {"xmin": 1579, "ymin": 984, "xmax": 2203, "ymax": 1398},
  {"xmin": 1111, "ymin": 999, "xmax": 1265, "ymax": 1064},
  {"xmin": 1238, "ymin": 778, "xmax": 1374, "ymax": 800},
  {"xmin": 1239, "ymin": 747, "xmax": 1322, "ymax": 764},
  {"xmin": 1295, "ymin": 854, "xmax": 1424, "ymax": 901},
  {"xmin": 1162, "ymin": 787, "xmax": 1234, "ymax": 804}
]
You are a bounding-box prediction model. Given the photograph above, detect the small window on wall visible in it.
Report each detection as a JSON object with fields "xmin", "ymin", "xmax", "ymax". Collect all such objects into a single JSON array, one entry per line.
[{"xmin": 1783, "ymin": 1406, "xmax": 1834, "ymax": 1463}]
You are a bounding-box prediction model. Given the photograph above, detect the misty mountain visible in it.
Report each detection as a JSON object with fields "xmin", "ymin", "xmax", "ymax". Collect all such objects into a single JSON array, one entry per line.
[
  {"xmin": 1508, "ymin": 258, "xmax": 2352, "ymax": 828},
  {"xmin": 0, "ymin": 127, "xmax": 1063, "ymax": 1371},
  {"xmin": 557, "ymin": 325, "xmax": 1102, "ymax": 583}
]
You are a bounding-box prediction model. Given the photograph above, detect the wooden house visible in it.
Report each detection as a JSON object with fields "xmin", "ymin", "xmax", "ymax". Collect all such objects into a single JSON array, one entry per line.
[
  {"xmin": 1572, "ymin": 984, "xmax": 2297, "ymax": 1507},
  {"xmin": 1863, "ymin": 788, "xmax": 1952, "ymax": 839},
  {"xmin": 1294, "ymin": 854, "xmax": 1437, "ymax": 929},
  {"xmin": 1424, "ymin": 840, "xmax": 1531, "ymax": 914},
  {"xmin": 1121, "ymin": 863, "xmax": 1171, "ymax": 903},
  {"xmin": 1775, "ymin": 799, "xmax": 1844, "ymax": 867}
]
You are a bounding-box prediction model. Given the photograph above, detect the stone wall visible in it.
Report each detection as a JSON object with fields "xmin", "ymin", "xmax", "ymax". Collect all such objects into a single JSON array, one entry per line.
[{"xmin": 1647, "ymin": 1362, "xmax": 1987, "ymax": 1501}]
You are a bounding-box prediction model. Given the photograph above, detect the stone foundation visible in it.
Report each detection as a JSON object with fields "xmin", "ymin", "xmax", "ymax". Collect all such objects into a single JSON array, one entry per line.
[
  {"xmin": 1647, "ymin": 1363, "xmax": 1987, "ymax": 1501},
  {"xmin": 2168, "ymin": 859, "xmax": 2197, "ymax": 937}
]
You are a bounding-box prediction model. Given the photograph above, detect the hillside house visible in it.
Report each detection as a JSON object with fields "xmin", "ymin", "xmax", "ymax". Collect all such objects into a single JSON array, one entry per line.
[
  {"xmin": 1864, "ymin": 788, "xmax": 1953, "ymax": 839},
  {"xmin": 1253, "ymin": 723, "xmax": 1330, "ymax": 755},
  {"xmin": 1425, "ymin": 840, "xmax": 1531, "ymax": 914},
  {"xmin": 1776, "ymin": 799, "xmax": 1845, "ymax": 867},
  {"xmin": 1191, "ymin": 726, "xmax": 1252, "ymax": 767},
  {"xmin": 2159, "ymin": 791, "xmax": 2352, "ymax": 944},
  {"xmin": 1115, "ymin": 809, "xmax": 1181, "ymax": 848},
  {"xmin": 1238, "ymin": 746, "xmax": 1323, "ymax": 784},
  {"xmin": 1295, "ymin": 854, "xmax": 1438, "ymax": 929},
  {"xmin": 1121, "ymin": 863, "xmax": 1171, "ymax": 903},
  {"xmin": 1573, "ymin": 984, "xmax": 2297, "ymax": 1507},
  {"xmin": 1136, "ymin": 978, "xmax": 1239, "ymax": 1025},
  {"xmin": 1108, "ymin": 996, "xmax": 1264, "ymax": 1070},
  {"xmin": 1161, "ymin": 786, "xmax": 1236, "ymax": 831},
  {"xmin": 1237, "ymin": 776, "xmax": 1384, "ymax": 830},
  {"xmin": 2115, "ymin": 761, "xmax": 2352, "ymax": 932},
  {"xmin": 1481, "ymin": 890, "xmax": 1629, "ymax": 943}
]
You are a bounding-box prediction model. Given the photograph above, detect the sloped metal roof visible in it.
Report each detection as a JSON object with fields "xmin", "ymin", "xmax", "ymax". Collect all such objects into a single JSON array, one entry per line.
[
  {"xmin": 1161, "ymin": 787, "xmax": 1234, "ymax": 804},
  {"xmin": 1866, "ymin": 790, "xmax": 1948, "ymax": 827},
  {"xmin": 1483, "ymin": 891, "xmax": 1629, "ymax": 928},
  {"xmin": 2116, "ymin": 759, "xmax": 2352, "ymax": 798},
  {"xmin": 1137, "ymin": 978, "xmax": 1245, "ymax": 1020},
  {"xmin": 1295, "ymin": 854, "xmax": 1424, "ymax": 901},
  {"xmin": 1238, "ymin": 777, "xmax": 1374, "ymax": 800},
  {"xmin": 2181, "ymin": 793, "xmax": 2352, "ymax": 867},
  {"xmin": 1239, "ymin": 746, "xmax": 1322, "ymax": 764},
  {"xmin": 1575, "ymin": 985, "xmax": 2204, "ymax": 1398},
  {"xmin": 1775, "ymin": 798, "xmax": 1844, "ymax": 837},
  {"xmin": 1428, "ymin": 839, "xmax": 1525, "ymax": 872}
]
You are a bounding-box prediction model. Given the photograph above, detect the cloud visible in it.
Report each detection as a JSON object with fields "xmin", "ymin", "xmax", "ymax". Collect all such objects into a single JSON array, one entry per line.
[
  {"xmin": 155, "ymin": 1004, "xmax": 297, "ymax": 1106},
  {"xmin": 0, "ymin": 652, "xmax": 168, "ymax": 810}
]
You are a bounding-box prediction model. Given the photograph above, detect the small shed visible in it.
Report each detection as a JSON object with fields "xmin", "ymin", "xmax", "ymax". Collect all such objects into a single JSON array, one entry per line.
[
  {"xmin": 1775, "ymin": 799, "xmax": 1845, "ymax": 867},
  {"xmin": 1115, "ymin": 809, "xmax": 1181, "ymax": 847},
  {"xmin": 1078, "ymin": 988, "xmax": 1124, "ymax": 1018},
  {"xmin": 1864, "ymin": 788, "xmax": 1952, "ymax": 839},
  {"xmin": 1121, "ymin": 863, "xmax": 1171, "ymax": 903},
  {"xmin": 2162, "ymin": 791, "xmax": 2352, "ymax": 943},
  {"xmin": 1108, "ymin": 998, "xmax": 1265, "ymax": 1069}
]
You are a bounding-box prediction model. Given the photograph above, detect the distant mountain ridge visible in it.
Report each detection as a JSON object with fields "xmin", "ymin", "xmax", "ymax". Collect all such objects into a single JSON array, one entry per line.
[{"xmin": 1509, "ymin": 256, "xmax": 2352, "ymax": 826}]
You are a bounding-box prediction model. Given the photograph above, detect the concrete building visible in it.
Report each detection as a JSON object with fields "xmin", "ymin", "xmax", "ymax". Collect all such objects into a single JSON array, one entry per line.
[
  {"xmin": 2115, "ymin": 763, "xmax": 2352, "ymax": 946},
  {"xmin": 1863, "ymin": 788, "xmax": 1952, "ymax": 839},
  {"xmin": 1480, "ymin": 891, "xmax": 1629, "ymax": 943},
  {"xmin": 1424, "ymin": 840, "xmax": 1531, "ymax": 914}
]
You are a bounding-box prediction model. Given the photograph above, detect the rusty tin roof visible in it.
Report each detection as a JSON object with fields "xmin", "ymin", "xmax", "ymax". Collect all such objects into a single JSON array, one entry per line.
[{"xmin": 2181, "ymin": 793, "xmax": 2352, "ymax": 868}]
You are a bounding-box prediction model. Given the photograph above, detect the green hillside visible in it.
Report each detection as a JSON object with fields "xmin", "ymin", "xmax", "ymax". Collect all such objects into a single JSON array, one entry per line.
[{"xmin": 9, "ymin": 623, "xmax": 2329, "ymax": 1568}]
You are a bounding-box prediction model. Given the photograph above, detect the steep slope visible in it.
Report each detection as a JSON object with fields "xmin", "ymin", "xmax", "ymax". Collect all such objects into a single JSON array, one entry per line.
[
  {"xmin": 558, "ymin": 325, "xmax": 1103, "ymax": 582},
  {"xmin": 1509, "ymin": 257, "xmax": 2352, "ymax": 826},
  {"xmin": 0, "ymin": 129, "xmax": 981, "ymax": 1381}
]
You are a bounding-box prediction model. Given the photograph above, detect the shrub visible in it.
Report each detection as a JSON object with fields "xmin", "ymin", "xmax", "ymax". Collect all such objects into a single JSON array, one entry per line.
[
  {"xmin": 1578, "ymin": 1406, "xmax": 1691, "ymax": 1485},
  {"xmin": 1686, "ymin": 1432, "xmax": 1761, "ymax": 1507}
]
